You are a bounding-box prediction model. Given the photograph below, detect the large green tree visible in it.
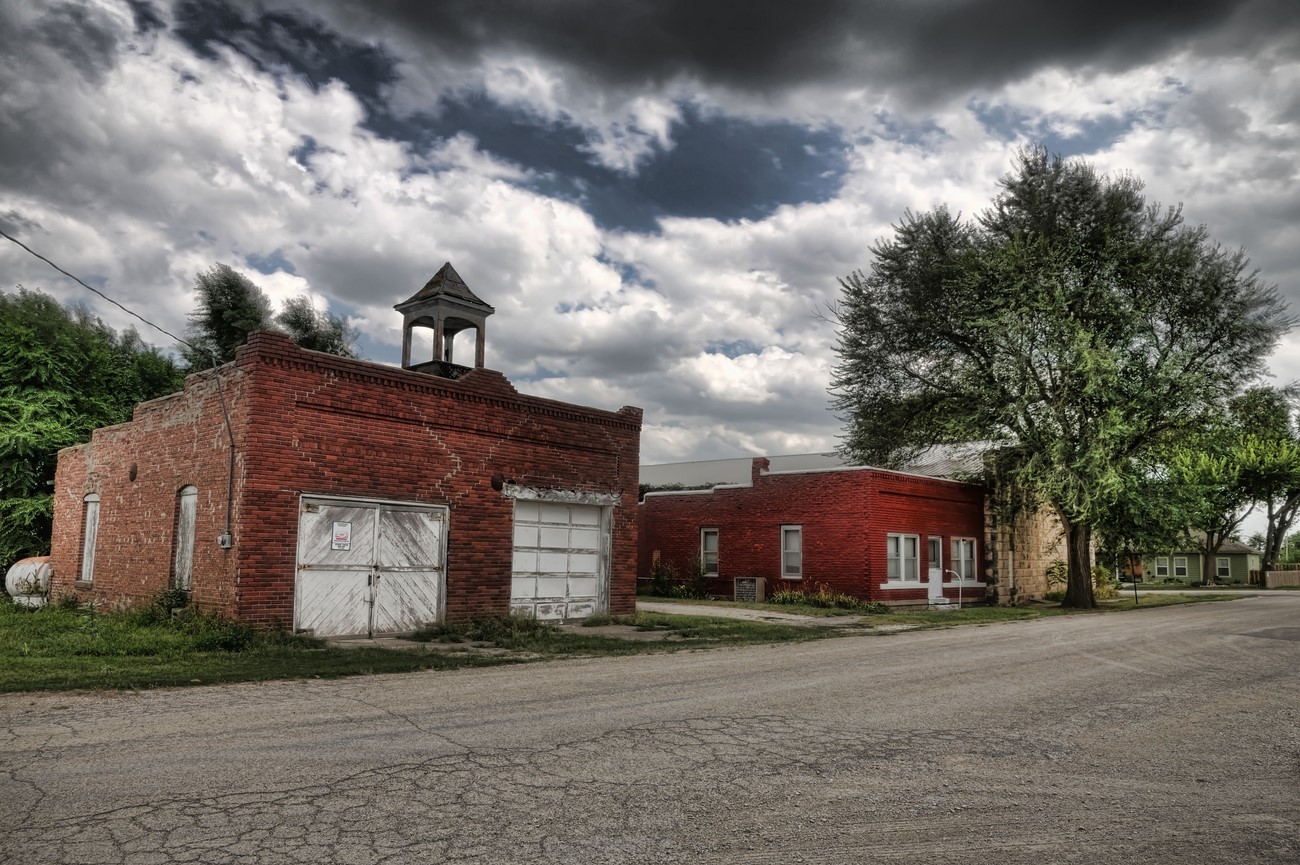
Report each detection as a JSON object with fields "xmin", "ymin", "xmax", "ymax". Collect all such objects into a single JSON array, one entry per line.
[
  {"xmin": 831, "ymin": 147, "xmax": 1292, "ymax": 607},
  {"xmin": 0, "ymin": 288, "xmax": 184, "ymax": 566}
]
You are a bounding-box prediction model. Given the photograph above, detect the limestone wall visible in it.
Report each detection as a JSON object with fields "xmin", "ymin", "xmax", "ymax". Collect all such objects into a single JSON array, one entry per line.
[{"xmin": 984, "ymin": 499, "xmax": 1066, "ymax": 604}]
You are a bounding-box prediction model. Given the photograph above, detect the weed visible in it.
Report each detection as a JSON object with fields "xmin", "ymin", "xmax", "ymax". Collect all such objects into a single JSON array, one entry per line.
[{"xmin": 767, "ymin": 581, "xmax": 886, "ymax": 613}]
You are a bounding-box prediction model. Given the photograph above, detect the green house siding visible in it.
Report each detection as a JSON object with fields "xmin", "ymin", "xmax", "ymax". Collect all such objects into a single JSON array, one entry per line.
[{"xmin": 1143, "ymin": 551, "xmax": 1256, "ymax": 583}]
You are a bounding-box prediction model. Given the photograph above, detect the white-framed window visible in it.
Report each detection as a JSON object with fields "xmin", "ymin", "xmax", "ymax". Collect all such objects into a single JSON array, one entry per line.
[
  {"xmin": 173, "ymin": 486, "xmax": 198, "ymax": 591},
  {"xmin": 781, "ymin": 525, "xmax": 802, "ymax": 579},
  {"xmin": 80, "ymin": 493, "xmax": 101, "ymax": 583},
  {"xmin": 1216, "ymin": 557, "xmax": 1230, "ymax": 579},
  {"xmin": 887, "ymin": 534, "xmax": 920, "ymax": 582},
  {"xmin": 700, "ymin": 528, "xmax": 719, "ymax": 576},
  {"xmin": 951, "ymin": 537, "xmax": 977, "ymax": 581},
  {"xmin": 1173, "ymin": 557, "xmax": 1188, "ymax": 577},
  {"xmin": 1154, "ymin": 556, "xmax": 1169, "ymax": 577}
]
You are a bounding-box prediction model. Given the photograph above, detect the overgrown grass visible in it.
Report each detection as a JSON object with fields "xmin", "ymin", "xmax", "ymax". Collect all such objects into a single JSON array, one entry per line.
[{"xmin": 0, "ymin": 600, "xmax": 508, "ymax": 692}]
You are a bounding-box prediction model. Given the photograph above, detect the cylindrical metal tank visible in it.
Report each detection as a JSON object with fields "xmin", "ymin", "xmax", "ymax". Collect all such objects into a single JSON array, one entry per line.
[{"xmin": 5, "ymin": 556, "xmax": 52, "ymax": 609}]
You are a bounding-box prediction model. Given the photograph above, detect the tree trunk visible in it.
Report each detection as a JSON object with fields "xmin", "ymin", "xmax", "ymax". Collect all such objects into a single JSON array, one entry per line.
[{"xmin": 1061, "ymin": 519, "xmax": 1097, "ymax": 609}]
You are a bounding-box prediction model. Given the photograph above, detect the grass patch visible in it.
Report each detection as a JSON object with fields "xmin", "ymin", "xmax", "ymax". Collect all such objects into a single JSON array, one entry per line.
[
  {"xmin": 2, "ymin": 603, "xmax": 842, "ymax": 692},
  {"xmin": 412, "ymin": 612, "xmax": 838, "ymax": 655},
  {"xmin": 0, "ymin": 601, "xmax": 510, "ymax": 692}
]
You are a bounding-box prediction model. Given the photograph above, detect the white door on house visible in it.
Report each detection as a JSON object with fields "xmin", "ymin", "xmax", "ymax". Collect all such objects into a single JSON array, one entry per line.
[
  {"xmin": 295, "ymin": 498, "xmax": 447, "ymax": 637},
  {"xmin": 927, "ymin": 535, "xmax": 946, "ymax": 603},
  {"xmin": 510, "ymin": 500, "xmax": 608, "ymax": 620}
]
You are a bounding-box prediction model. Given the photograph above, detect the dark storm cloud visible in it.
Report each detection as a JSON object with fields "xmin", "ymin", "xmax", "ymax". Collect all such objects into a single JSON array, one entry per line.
[{"xmin": 293, "ymin": 0, "xmax": 1296, "ymax": 101}]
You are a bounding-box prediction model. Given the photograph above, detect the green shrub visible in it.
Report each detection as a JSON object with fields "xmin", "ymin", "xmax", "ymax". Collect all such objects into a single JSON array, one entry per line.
[
  {"xmin": 55, "ymin": 593, "xmax": 79, "ymax": 611},
  {"xmin": 1043, "ymin": 589, "xmax": 1067, "ymax": 602},
  {"xmin": 1046, "ymin": 560, "xmax": 1068, "ymax": 589},
  {"xmin": 1093, "ymin": 564, "xmax": 1119, "ymax": 600},
  {"xmin": 643, "ymin": 557, "xmax": 679, "ymax": 596},
  {"xmin": 766, "ymin": 582, "xmax": 885, "ymax": 613}
]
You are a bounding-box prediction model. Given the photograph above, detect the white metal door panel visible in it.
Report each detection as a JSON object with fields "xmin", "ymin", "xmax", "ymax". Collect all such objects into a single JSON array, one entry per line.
[
  {"xmin": 510, "ymin": 501, "xmax": 608, "ymax": 620},
  {"xmin": 295, "ymin": 504, "xmax": 376, "ymax": 637},
  {"xmin": 373, "ymin": 508, "xmax": 445, "ymax": 634}
]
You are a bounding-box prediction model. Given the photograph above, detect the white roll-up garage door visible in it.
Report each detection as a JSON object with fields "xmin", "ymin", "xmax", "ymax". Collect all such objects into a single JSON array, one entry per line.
[{"xmin": 510, "ymin": 500, "xmax": 608, "ymax": 620}]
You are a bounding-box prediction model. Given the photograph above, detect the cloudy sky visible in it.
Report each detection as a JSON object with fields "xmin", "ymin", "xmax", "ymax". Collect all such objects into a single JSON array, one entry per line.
[{"xmin": 3, "ymin": 0, "xmax": 1299, "ymax": 466}]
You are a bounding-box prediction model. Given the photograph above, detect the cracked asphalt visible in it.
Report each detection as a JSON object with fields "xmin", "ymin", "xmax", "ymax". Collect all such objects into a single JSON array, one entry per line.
[{"xmin": 2, "ymin": 596, "xmax": 1298, "ymax": 864}]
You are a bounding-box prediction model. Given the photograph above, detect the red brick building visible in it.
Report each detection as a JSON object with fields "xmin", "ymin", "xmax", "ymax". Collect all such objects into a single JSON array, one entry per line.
[
  {"xmin": 48, "ymin": 264, "xmax": 642, "ymax": 635},
  {"xmin": 639, "ymin": 457, "xmax": 986, "ymax": 606}
]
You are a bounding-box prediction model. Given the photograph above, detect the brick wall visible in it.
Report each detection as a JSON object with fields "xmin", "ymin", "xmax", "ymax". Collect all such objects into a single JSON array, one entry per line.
[
  {"xmin": 639, "ymin": 459, "xmax": 986, "ymax": 604},
  {"xmin": 49, "ymin": 372, "xmax": 248, "ymax": 615},
  {"xmin": 49, "ymin": 332, "xmax": 641, "ymax": 627}
]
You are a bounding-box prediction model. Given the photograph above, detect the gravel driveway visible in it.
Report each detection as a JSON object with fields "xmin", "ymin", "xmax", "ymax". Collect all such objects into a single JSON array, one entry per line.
[{"xmin": 2, "ymin": 595, "xmax": 1297, "ymax": 864}]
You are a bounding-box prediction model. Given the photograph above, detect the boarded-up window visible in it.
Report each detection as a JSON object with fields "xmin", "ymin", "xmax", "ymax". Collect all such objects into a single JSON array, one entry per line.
[
  {"xmin": 80, "ymin": 494, "xmax": 100, "ymax": 582},
  {"xmin": 173, "ymin": 486, "xmax": 198, "ymax": 591}
]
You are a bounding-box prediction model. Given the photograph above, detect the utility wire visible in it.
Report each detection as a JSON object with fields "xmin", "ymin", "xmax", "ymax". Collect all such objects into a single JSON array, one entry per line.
[
  {"xmin": 2, "ymin": 228, "xmax": 238, "ymax": 544},
  {"xmin": 0, "ymin": 227, "xmax": 204, "ymax": 354}
]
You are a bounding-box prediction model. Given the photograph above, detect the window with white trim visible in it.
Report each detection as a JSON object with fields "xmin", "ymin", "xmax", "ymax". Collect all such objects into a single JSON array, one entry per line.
[
  {"xmin": 951, "ymin": 538, "xmax": 977, "ymax": 581},
  {"xmin": 700, "ymin": 528, "xmax": 719, "ymax": 576},
  {"xmin": 1173, "ymin": 557, "xmax": 1188, "ymax": 577},
  {"xmin": 173, "ymin": 486, "xmax": 198, "ymax": 591},
  {"xmin": 781, "ymin": 526, "xmax": 802, "ymax": 579},
  {"xmin": 1216, "ymin": 557, "xmax": 1230, "ymax": 579},
  {"xmin": 887, "ymin": 534, "xmax": 920, "ymax": 582},
  {"xmin": 1154, "ymin": 556, "xmax": 1169, "ymax": 577},
  {"xmin": 80, "ymin": 493, "xmax": 101, "ymax": 583}
]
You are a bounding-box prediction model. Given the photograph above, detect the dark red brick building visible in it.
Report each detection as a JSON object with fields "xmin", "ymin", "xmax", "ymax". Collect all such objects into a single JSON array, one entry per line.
[
  {"xmin": 639, "ymin": 457, "xmax": 986, "ymax": 606},
  {"xmin": 48, "ymin": 264, "xmax": 642, "ymax": 635}
]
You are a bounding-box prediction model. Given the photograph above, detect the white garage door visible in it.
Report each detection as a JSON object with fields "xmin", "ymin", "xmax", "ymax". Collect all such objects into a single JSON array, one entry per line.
[
  {"xmin": 295, "ymin": 497, "xmax": 447, "ymax": 637},
  {"xmin": 511, "ymin": 501, "xmax": 608, "ymax": 620}
]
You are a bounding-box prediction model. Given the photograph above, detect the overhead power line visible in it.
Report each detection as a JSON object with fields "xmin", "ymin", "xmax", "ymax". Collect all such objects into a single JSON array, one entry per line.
[{"xmin": 1, "ymin": 227, "xmax": 197, "ymax": 352}]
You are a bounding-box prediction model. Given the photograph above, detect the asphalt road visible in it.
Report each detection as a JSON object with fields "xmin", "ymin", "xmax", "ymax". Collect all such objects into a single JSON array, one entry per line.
[{"xmin": 3, "ymin": 596, "xmax": 1298, "ymax": 864}]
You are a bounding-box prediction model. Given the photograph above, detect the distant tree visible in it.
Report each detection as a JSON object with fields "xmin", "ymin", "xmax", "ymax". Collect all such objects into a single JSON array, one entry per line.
[
  {"xmin": 1233, "ymin": 387, "xmax": 1300, "ymax": 579},
  {"xmin": 275, "ymin": 296, "xmax": 359, "ymax": 358},
  {"xmin": 831, "ymin": 146, "xmax": 1293, "ymax": 608},
  {"xmin": 1165, "ymin": 436, "xmax": 1255, "ymax": 585},
  {"xmin": 0, "ymin": 287, "xmax": 183, "ymax": 565},
  {"xmin": 180, "ymin": 264, "xmax": 274, "ymax": 369}
]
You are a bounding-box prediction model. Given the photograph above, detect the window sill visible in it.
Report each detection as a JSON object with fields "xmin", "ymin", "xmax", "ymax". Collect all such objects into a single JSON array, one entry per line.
[
  {"xmin": 877, "ymin": 581, "xmax": 924, "ymax": 590},
  {"xmin": 948, "ymin": 580, "xmax": 986, "ymax": 588},
  {"xmin": 73, "ymin": 580, "xmax": 94, "ymax": 590},
  {"xmin": 779, "ymin": 575, "xmax": 803, "ymax": 581}
]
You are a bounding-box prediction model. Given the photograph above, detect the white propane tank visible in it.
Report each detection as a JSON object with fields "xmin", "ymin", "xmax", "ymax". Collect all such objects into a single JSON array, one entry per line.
[{"xmin": 5, "ymin": 556, "xmax": 52, "ymax": 609}]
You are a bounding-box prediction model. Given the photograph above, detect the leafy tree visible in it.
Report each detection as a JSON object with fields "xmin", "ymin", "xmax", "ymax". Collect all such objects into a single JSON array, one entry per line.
[
  {"xmin": 1233, "ymin": 387, "xmax": 1300, "ymax": 578},
  {"xmin": 275, "ymin": 296, "xmax": 359, "ymax": 358},
  {"xmin": 831, "ymin": 146, "xmax": 1292, "ymax": 607},
  {"xmin": 180, "ymin": 264, "xmax": 274, "ymax": 369},
  {"xmin": 1165, "ymin": 436, "xmax": 1255, "ymax": 584},
  {"xmin": 181, "ymin": 264, "xmax": 359, "ymax": 367},
  {"xmin": 0, "ymin": 288, "xmax": 184, "ymax": 565}
]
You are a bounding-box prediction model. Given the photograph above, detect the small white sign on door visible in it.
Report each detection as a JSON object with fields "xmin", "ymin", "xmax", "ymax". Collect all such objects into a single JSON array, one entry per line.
[{"xmin": 332, "ymin": 521, "xmax": 352, "ymax": 551}]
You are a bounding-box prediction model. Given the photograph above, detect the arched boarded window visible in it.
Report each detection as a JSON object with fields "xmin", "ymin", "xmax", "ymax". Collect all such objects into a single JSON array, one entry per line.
[
  {"xmin": 173, "ymin": 486, "xmax": 198, "ymax": 591},
  {"xmin": 80, "ymin": 494, "xmax": 101, "ymax": 583}
]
